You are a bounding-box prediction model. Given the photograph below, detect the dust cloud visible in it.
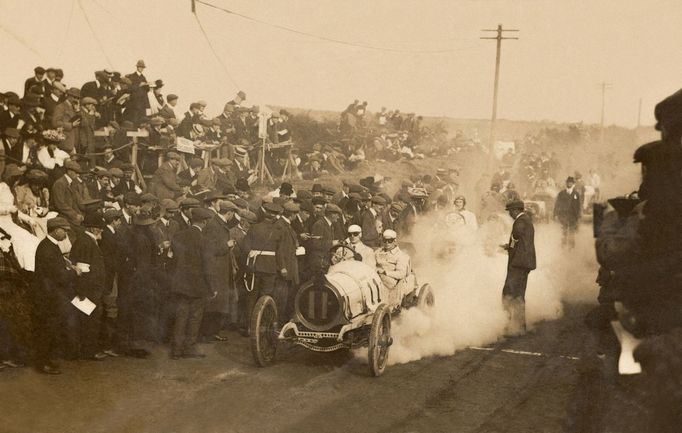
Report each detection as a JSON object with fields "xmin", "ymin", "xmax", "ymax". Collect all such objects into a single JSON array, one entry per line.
[{"xmin": 385, "ymin": 213, "xmax": 599, "ymax": 365}]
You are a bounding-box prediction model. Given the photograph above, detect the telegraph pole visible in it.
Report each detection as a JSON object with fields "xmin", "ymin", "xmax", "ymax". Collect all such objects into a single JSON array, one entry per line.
[
  {"xmin": 191, "ymin": 0, "xmax": 196, "ymax": 13},
  {"xmin": 481, "ymin": 25, "xmax": 519, "ymax": 170},
  {"xmin": 598, "ymin": 82, "xmax": 612, "ymax": 145},
  {"xmin": 637, "ymin": 97, "xmax": 642, "ymax": 129}
]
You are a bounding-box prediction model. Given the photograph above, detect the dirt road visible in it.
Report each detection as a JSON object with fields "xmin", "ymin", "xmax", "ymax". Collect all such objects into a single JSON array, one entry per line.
[{"xmin": 2, "ymin": 300, "xmax": 648, "ymax": 433}]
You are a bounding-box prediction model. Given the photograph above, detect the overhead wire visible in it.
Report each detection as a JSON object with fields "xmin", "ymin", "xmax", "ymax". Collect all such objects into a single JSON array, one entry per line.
[
  {"xmin": 195, "ymin": 0, "xmax": 479, "ymax": 54},
  {"xmin": 77, "ymin": 0, "xmax": 114, "ymax": 68},
  {"xmin": 0, "ymin": 20, "xmax": 43, "ymax": 57},
  {"xmin": 56, "ymin": 0, "xmax": 77, "ymax": 62},
  {"xmin": 192, "ymin": 7, "xmax": 240, "ymax": 89}
]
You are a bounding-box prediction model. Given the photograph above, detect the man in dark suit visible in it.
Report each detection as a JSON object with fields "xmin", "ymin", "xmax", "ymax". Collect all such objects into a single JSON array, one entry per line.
[
  {"xmin": 170, "ymin": 207, "xmax": 213, "ymax": 359},
  {"xmin": 159, "ymin": 94, "xmax": 178, "ymax": 120},
  {"xmin": 0, "ymin": 96, "xmax": 21, "ymax": 132},
  {"xmin": 33, "ymin": 217, "xmax": 79, "ymax": 374},
  {"xmin": 99, "ymin": 209, "xmax": 124, "ymax": 356},
  {"xmin": 150, "ymin": 151, "xmax": 185, "ymax": 200},
  {"xmin": 201, "ymin": 200, "xmax": 237, "ymax": 340},
  {"xmin": 553, "ymin": 176, "xmax": 582, "ymax": 249},
  {"xmin": 68, "ymin": 213, "xmax": 107, "ymax": 360},
  {"xmin": 24, "ymin": 66, "xmax": 46, "ymax": 97},
  {"xmin": 242, "ymin": 203, "xmax": 287, "ymax": 324},
  {"xmin": 111, "ymin": 163, "xmax": 141, "ymax": 197},
  {"xmin": 51, "ymin": 160, "xmax": 90, "ymax": 225},
  {"xmin": 42, "ymin": 81, "xmax": 66, "ymax": 128},
  {"xmin": 174, "ymin": 198, "xmax": 198, "ymax": 230},
  {"xmin": 501, "ymin": 200, "xmax": 536, "ymax": 336},
  {"xmin": 124, "ymin": 60, "xmax": 149, "ymax": 125},
  {"xmin": 308, "ymin": 204, "xmax": 342, "ymax": 276},
  {"xmin": 277, "ymin": 202, "xmax": 301, "ymax": 320},
  {"xmin": 2, "ymin": 127, "xmax": 22, "ymax": 163}
]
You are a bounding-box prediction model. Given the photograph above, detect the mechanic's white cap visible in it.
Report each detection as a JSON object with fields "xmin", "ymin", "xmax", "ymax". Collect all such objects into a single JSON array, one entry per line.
[
  {"xmin": 348, "ymin": 224, "xmax": 362, "ymax": 233},
  {"xmin": 382, "ymin": 229, "xmax": 397, "ymax": 239}
]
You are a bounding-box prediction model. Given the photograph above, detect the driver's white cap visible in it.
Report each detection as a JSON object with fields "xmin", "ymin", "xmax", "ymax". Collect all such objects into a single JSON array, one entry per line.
[
  {"xmin": 382, "ymin": 229, "xmax": 397, "ymax": 239},
  {"xmin": 348, "ymin": 224, "xmax": 362, "ymax": 233}
]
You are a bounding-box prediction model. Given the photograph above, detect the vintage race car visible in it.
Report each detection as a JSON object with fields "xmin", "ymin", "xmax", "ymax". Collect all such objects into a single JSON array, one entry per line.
[{"xmin": 250, "ymin": 245, "xmax": 435, "ymax": 376}]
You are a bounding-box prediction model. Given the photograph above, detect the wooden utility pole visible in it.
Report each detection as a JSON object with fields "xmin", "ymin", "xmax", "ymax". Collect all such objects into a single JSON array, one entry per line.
[
  {"xmin": 481, "ymin": 25, "xmax": 519, "ymax": 169},
  {"xmin": 191, "ymin": 0, "xmax": 196, "ymax": 13},
  {"xmin": 637, "ymin": 97, "xmax": 642, "ymax": 129},
  {"xmin": 598, "ymin": 82, "xmax": 612, "ymax": 145}
]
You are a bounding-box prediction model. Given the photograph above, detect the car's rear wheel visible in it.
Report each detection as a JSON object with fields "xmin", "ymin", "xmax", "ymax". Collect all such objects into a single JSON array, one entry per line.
[
  {"xmin": 368, "ymin": 303, "xmax": 392, "ymax": 377},
  {"xmin": 250, "ymin": 295, "xmax": 278, "ymax": 367},
  {"xmin": 417, "ymin": 283, "xmax": 435, "ymax": 310}
]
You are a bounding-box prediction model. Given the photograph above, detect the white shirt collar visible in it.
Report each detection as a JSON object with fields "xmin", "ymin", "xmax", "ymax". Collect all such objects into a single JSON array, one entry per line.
[{"xmin": 46, "ymin": 235, "xmax": 60, "ymax": 245}]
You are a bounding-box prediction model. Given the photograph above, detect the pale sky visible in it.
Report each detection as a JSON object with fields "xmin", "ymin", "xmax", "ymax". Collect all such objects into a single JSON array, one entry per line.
[{"xmin": 1, "ymin": 0, "xmax": 681, "ymax": 127}]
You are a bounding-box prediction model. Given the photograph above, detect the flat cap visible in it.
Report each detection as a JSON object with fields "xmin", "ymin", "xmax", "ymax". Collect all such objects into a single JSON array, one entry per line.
[
  {"xmin": 167, "ymin": 94, "xmax": 178, "ymax": 102},
  {"xmin": 191, "ymin": 207, "xmax": 214, "ymax": 222},
  {"xmin": 371, "ymin": 196, "xmax": 387, "ymax": 205},
  {"xmin": 233, "ymin": 197, "xmax": 248, "ymax": 209},
  {"xmin": 283, "ymin": 202, "xmax": 299, "ymax": 213},
  {"xmin": 109, "ymin": 168, "xmax": 124, "ymax": 178},
  {"xmin": 63, "ymin": 160, "xmax": 82, "ymax": 172},
  {"xmin": 66, "ymin": 87, "xmax": 80, "ymax": 98},
  {"xmin": 82, "ymin": 213, "xmax": 106, "ymax": 228},
  {"xmin": 160, "ymin": 199, "xmax": 179, "ymax": 212},
  {"xmin": 204, "ymin": 190, "xmax": 227, "ymax": 202},
  {"xmin": 311, "ymin": 197, "xmax": 327, "ymax": 206},
  {"xmin": 325, "ymin": 203, "xmax": 343, "ymax": 214},
  {"xmin": 263, "ymin": 202, "xmax": 283, "ymax": 214},
  {"xmin": 219, "ymin": 200, "xmax": 239, "ymax": 212},
  {"xmin": 124, "ymin": 192, "xmax": 142, "ymax": 206},
  {"xmin": 140, "ymin": 193, "xmax": 158, "ymax": 203},
  {"xmin": 179, "ymin": 197, "xmax": 201, "ymax": 208},
  {"xmin": 103, "ymin": 209, "xmax": 123, "ymax": 223},
  {"xmin": 166, "ymin": 151, "xmax": 181, "ymax": 161},
  {"xmin": 47, "ymin": 217, "xmax": 71, "ymax": 231},
  {"xmin": 81, "ymin": 97, "xmax": 97, "ymax": 105},
  {"xmin": 239, "ymin": 209, "xmax": 258, "ymax": 223}
]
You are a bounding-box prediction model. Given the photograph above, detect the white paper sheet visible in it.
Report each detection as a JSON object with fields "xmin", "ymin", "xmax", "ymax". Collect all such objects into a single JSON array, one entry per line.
[{"xmin": 71, "ymin": 297, "xmax": 97, "ymax": 316}]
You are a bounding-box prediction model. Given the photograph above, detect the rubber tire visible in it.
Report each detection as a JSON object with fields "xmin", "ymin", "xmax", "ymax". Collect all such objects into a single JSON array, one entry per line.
[
  {"xmin": 368, "ymin": 303, "xmax": 391, "ymax": 377},
  {"xmin": 417, "ymin": 283, "xmax": 435, "ymax": 310},
  {"xmin": 250, "ymin": 295, "xmax": 278, "ymax": 367}
]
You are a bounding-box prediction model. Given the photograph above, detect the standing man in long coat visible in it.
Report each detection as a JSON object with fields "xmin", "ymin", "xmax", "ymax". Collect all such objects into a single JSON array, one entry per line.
[
  {"xmin": 277, "ymin": 202, "xmax": 301, "ymax": 320},
  {"xmin": 33, "ymin": 217, "xmax": 80, "ymax": 374},
  {"xmin": 68, "ymin": 213, "xmax": 107, "ymax": 360},
  {"xmin": 170, "ymin": 207, "xmax": 213, "ymax": 359},
  {"xmin": 501, "ymin": 200, "xmax": 536, "ymax": 336},
  {"xmin": 553, "ymin": 176, "xmax": 582, "ymax": 249},
  {"xmin": 201, "ymin": 200, "xmax": 238, "ymax": 341}
]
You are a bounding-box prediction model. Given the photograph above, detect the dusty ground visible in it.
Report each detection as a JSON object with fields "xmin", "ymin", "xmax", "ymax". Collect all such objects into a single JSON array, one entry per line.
[{"xmin": 0, "ymin": 300, "xmax": 654, "ymax": 433}]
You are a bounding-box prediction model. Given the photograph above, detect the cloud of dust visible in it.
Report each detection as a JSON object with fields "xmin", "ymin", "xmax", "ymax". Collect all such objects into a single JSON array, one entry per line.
[{"xmin": 384, "ymin": 212, "xmax": 599, "ymax": 365}]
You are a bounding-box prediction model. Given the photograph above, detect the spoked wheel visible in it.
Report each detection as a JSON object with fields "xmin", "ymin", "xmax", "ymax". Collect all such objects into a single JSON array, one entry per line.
[
  {"xmin": 368, "ymin": 303, "xmax": 392, "ymax": 377},
  {"xmin": 250, "ymin": 295, "xmax": 278, "ymax": 367},
  {"xmin": 417, "ymin": 283, "xmax": 435, "ymax": 310}
]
